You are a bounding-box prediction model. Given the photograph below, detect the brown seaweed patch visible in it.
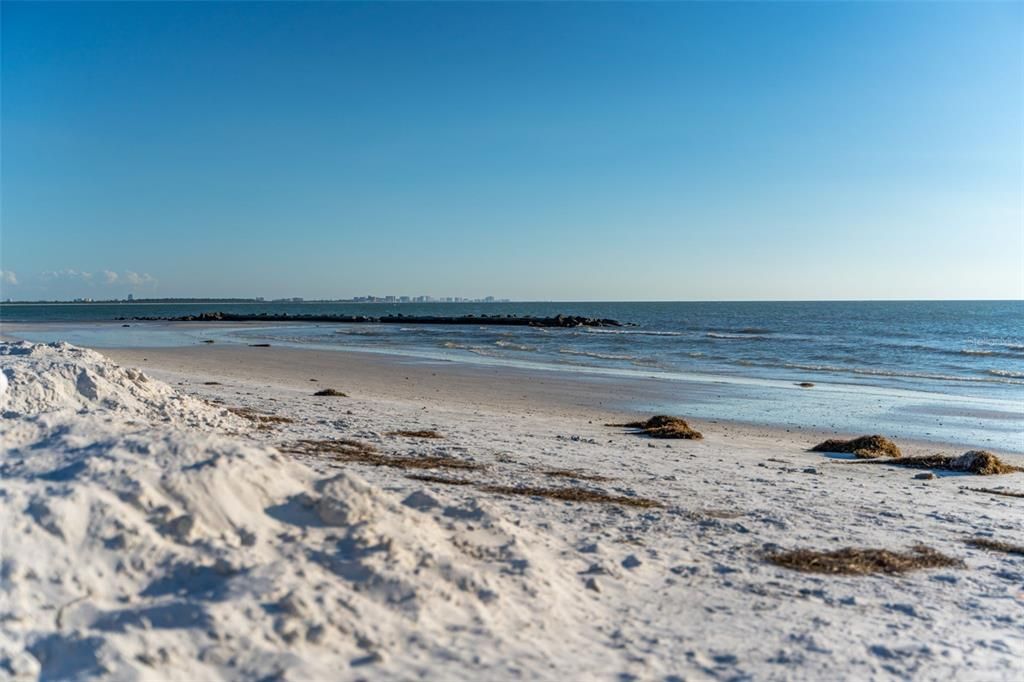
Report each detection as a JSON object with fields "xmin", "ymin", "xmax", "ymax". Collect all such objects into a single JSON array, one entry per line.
[
  {"xmin": 795, "ymin": 382, "xmax": 815, "ymax": 388},
  {"xmin": 861, "ymin": 451, "xmax": 1022, "ymax": 476},
  {"xmin": 284, "ymin": 439, "xmax": 482, "ymax": 470},
  {"xmin": 406, "ymin": 474, "xmax": 475, "ymax": 486},
  {"xmin": 965, "ymin": 537, "xmax": 1024, "ymax": 556},
  {"xmin": 810, "ymin": 435, "xmax": 902, "ymax": 459},
  {"xmin": 966, "ymin": 487, "xmax": 1024, "ymax": 499},
  {"xmin": 313, "ymin": 388, "xmax": 347, "ymax": 397},
  {"xmin": 610, "ymin": 415, "xmax": 702, "ymax": 440},
  {"xmin": 227, "ymin": 407, "xmax": 295, "ymax": 429},
  {"xmin": 481, "ymin": 485, "xmax": 662, "ymax": 508},
  {"xmin": 542, "ymin": 469, "xmax": 611, "ymax": 482},
  {"xmin": 387, "ymin": 430, "xmax": 444, "ymax": 439},
  {"xmin": 766, "ymin": 545, "xmax": 963, "ymax": 575}
]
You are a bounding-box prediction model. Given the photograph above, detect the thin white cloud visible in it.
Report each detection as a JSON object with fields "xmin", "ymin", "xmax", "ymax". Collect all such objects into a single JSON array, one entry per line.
[
  {"xmin": 42, "ymin": 269, "xmax": 94, "ymax": 282},
  {"xmin": 1, "ymin": 270, "xmax": 17, "ymax": 286},
  {"xmin": 38, "ymin": 269, "xmax": 156, "ymax": 288},
  {"xmin": 124, "ymin": 271, "xmax": 157, "ymax": 287}
]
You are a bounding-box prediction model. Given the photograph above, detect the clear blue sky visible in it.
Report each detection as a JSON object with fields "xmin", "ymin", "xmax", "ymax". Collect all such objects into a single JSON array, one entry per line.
[{"xmin": 2, "ymin": 1, "xmax": 1021, "ymax": 301}]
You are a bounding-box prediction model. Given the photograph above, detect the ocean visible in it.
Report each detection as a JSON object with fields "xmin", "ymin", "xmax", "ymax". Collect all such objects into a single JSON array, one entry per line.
[{"xmin": 4, "ymin": 300, "xmax": 1022, "ymax": 451}]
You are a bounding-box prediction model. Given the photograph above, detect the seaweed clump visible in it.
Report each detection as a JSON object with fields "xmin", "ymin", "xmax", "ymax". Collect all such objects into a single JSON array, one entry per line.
[
  {"xmin": 542, "ymin": 469, "xmax": 611, "ymax": 482},
  {"xmin": 967, "ymin": 487, "xmax": 1024, "ymax": 499},
  {"xmin": 226, "ymin": 407, "xmax": 295, "ymax": 429},
  {"xmin": 612, "ymin": 415, "xmax": 703, "ymax": 440},
  {"xmin": 810, "ymin": 435, "xmax": 901, "ymax": 459},
  {"xmin": 766, "ymin": 545, "xmax": 962, "ymax": 575},
  {"xmin": 965, "ymin": 537, "xmax": 1024, "ymax": 556},
  {"xmin": 406, "ymin": 473, "xmax": 475, "ymax": 486},
  {"xmin": 867, "ymin": 451, "xmax": 1022, "ymax": 476},
  {"xmin": 387, "ymin": 430, "xmax": 443, "ymax": 439},
  {"xmin": 313, "ymin": 388, "xmax": 347, "ymax": 397},
  {"xmin": 481, "ymin": 485, "xmax": 662, "ymax": 508},
  {"xmin": 283, "ymin": 439, "xmax": 482, "ymax": 471}
]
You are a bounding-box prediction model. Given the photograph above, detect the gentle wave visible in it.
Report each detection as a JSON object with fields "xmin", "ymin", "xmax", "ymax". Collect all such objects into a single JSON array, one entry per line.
[
  {"xmin": 581, "ymin": 328, "xmax": 687, "ymax": 337},
  {"xmin": 559, "ymin": 348, "xmax": 640, "ymax": 362},
  {"xmin": 710, "ymin": 327, "xmax": 774, "ymax": 335},
  {"xmin": 440, "ymin": 341, "xmax": 500, "ymax": 357},
  {"xmin": 706, "ymin": 332, "xmax": 771, "ymax": 341},
  {"xmin": 494, "ymin": 339, "xmax": 535, "ymax": 352},
  {"xmin": 780, "ymin": 362, "xmax": 1024, "ymax": 385},
  {"xmin": 987, "ymin": 369, "xmax": 1024, "ymax": 379}
]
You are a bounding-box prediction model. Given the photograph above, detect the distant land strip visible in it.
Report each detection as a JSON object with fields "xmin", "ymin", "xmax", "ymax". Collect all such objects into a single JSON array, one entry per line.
[{"xmin": 122, "ymin": 312, "xmax": 627, "ymax": 328}]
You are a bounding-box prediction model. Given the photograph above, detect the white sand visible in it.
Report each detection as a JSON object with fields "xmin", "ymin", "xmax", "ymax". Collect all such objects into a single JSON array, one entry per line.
[{"xmin": 2, "ymin": 341, "xmax": 1023, "ymax": 680}]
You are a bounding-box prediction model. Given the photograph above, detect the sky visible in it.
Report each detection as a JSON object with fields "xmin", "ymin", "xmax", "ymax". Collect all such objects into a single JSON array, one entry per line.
[{"xmin": 1, "ymin": 1, "xmax": 1021, "ymax": 302}]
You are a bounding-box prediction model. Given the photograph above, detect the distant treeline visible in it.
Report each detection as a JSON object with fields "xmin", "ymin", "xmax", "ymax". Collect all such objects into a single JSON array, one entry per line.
[{"xmin": 0, "ymin": 298, "xmax": 265, "ymax": 305}]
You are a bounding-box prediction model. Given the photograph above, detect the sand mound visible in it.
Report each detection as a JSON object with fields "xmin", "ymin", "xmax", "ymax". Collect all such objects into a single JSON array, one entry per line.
[
  {"xmin": 615, "ymin": 415, "xmax": 703, "ymax": 440},
  {"xmin": 0, "ymin": 342, "xmax": 606, "ymax": 679},
  {"xmin": 0, "ymin": 341, "xmax": 238, "ymax": 430},
  {"xmin": 810, "ymin": 435, "xmax": 901, "ymax": 459}
]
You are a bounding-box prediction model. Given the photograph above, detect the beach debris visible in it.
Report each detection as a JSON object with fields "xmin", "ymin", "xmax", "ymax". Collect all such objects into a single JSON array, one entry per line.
[
  {"xmin": 480, "ymin": 484, "xmax": 662, "ymax": 508},
  {"xmin": 203, "ymin": 381, "xmax": 222, "ymax": 385},
  {"xmin": 542, "ymin": 469, "xmax": 611, "ymax": 482},
  {"xmin": 121, "ymin": 324, "xmax": 130, "ymax": 327},
  {"xmin": 965, "ymin": 487, "xmax": 1024, "ymax": 499},
  {"xmin": 405, "ymin": 473, "xmax": 475, "ymax": 486},
  {"xmin": 766, "ymin": 545, "xmax": 963, "ymax": 575},
  {"xmin": 387, "ymin": 429, "xmax": 443, "ymax": 439},
  {"xmin": 313, "ymin": 388, "xmax": 347, "ymax": 397},
  {"xmin": 860, "ymin": 450, "xmax": 1022, "ymax": 476},
  {"xmin": 226, "ymin": 406, "xmax": 295, "ymax": 429},
  {"xmin": 202, "ymin": 339, "xmax": 215, "ymax": 344},
  {"xmin": 965, "ymin": 538, "xmax": 1024, "ymax": 556},
  {"xmin": 795, "ymin": 382, "xmax": 815, "ymax": 388},
  {"xmin": 284, "ymin": 439, "xmax": 483, "ymax": 470},
  {"xmin": 810, "ymin": 435, "xmax": 901, "ymax": 459},
  {"xmin": 914, "ymin": 472, "xmax": 935, "ymax": 480},
  {"xmin": 248, "ymin": 343, "xmax": 271, "ymax": 347},
  {"xmin": 610, "ymin": 415, "xmax": 703, "ymax": 440}
]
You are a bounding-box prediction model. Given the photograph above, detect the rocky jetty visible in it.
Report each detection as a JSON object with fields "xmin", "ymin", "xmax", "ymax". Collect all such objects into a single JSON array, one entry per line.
[{"xmin": 119, "ymin": 311, "xmax": 625, "ymax": 328}]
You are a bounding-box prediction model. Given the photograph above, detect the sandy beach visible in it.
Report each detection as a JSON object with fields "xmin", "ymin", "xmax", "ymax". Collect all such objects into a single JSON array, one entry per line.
[{"xmin": 3, "ymin": 340, "xmax": 1023, "ymax": 680}]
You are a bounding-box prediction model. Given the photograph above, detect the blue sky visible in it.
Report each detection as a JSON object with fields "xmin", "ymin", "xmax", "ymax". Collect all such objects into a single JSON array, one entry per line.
[{"xmin": 2, "ymin": 1, "xmax": 1021, "ymax": 301}]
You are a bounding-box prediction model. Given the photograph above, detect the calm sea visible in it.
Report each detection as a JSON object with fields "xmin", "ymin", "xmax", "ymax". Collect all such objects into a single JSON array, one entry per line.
[{"xmin": 4, "ymin": 300, "xmax": 1022, "ymax": 450}]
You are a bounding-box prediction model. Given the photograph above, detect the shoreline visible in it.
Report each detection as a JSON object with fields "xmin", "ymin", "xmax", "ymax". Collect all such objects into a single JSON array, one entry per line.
[
  {"xmin": 2, "ymin": 316, "xmax": 1020, "ymax": 453},
  {"xmin": 102, "ymin": 343, "xmax": 1022, "ymax": 457}
]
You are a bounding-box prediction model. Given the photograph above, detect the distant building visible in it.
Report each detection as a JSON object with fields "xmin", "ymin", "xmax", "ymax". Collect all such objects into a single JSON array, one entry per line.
[{"xmin": 127, "ymin": 294, "xmax": 134, "ymax": 301}]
